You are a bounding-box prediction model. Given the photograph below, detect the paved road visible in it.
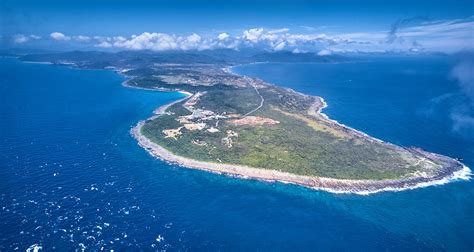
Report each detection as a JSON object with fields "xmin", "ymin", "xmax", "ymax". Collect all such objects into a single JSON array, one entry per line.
[{"xmin": 243, "ymin": 84, "xmax": 264, "ymax": 116}]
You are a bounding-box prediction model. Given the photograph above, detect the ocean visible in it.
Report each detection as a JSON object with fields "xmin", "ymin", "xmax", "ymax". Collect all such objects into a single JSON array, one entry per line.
[{"xmin": 1, "ymin": 56, "xmax": 473, "ymax": 251}]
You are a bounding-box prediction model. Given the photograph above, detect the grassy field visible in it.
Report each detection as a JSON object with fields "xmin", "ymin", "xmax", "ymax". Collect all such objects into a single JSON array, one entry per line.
[{"xmin": 141, "ymin": 84, "xmax": 424, "ymax": 180}]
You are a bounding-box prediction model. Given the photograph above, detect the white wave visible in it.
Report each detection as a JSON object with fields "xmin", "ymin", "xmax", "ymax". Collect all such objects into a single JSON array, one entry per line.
[
  {"xmin": 23, "ymin": 61, "xmax": 53, "ymax": 65},
  {"xmin": 319, "ymin": 165, "xmax": 472, "ymax": 195},
  {"xmin": 156, "ymin": 235, "xmax": 164, "ymax": 242},
  {"xmin": 26, "ymin": 244, "xmax": 42, "ymax": 252}
]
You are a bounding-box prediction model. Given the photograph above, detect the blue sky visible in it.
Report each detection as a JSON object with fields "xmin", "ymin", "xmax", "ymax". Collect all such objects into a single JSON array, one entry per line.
[{"xmin": 1, "ymin": 0, "xmax": 473, "ymax": 53}]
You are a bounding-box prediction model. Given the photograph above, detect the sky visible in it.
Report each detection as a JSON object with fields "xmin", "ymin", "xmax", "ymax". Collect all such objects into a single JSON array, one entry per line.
[{"xmin": 1, "ymin": 0, "xmax": 473, "ymax": 53}]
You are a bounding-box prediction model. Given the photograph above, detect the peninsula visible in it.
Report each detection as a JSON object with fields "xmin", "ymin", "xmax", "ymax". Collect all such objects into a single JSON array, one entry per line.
[{"xmin": 17, "ymin": 50, "xmax": 470, "ymax": 194}]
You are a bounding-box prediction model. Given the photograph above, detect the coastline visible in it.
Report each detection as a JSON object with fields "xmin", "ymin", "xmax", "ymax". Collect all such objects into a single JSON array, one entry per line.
[
  {"xmin": 21, "ymin": 58, "xmax": 471, "ymax": 194},
  {"xmin": 122, "ymin": 78, "xmax": 192, "ymax": 97},
  {"xmin": 129, "ymin": 68, "xmax": 471, "ymax": 194},
  {"xmin": 131, "ymin": 119, "xmax": 470, "ymax": 195}
]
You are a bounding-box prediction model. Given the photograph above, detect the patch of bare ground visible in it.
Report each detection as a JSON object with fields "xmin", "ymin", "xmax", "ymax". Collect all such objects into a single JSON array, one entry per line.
[{"xmin": 229, "ymin": 116, "xmax": 280, "ymax": 126}]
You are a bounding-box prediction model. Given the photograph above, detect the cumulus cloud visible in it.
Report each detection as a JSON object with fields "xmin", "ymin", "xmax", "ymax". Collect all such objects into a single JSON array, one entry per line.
[
  {"xmin": 111, "ymin": 32, "xmax": 178, "ymax": 50},
  {"xmin": 97, "ymin": 41, "xmax": 112, "ymax": 48},
  {"xmin": 235, "ymin": 27, "xmax": 350, "ymax": 51},
  {"xmin": 13, "ymin": 34, "xmax": 41, "ymax": 43},
  {"xmin": 292, "ymin": 48, "xmax": 307, "ymax": 53},
  {"xmin": 186, "ymin": 33, "xmax": 201, "ymax": 43},
  {"xmin": 50, "ymin": 32, "xmax": 70, "ymax": 41},
  {"xmin": 92, "ymin": 31, "xmax": 239, "ymax": 51},
  {"xmin": 317, "ymin": 49, "xmax": 332, "ymax": 56},
  {"xmin": 94, "ymin": 18, "xmax": 471, "ymax": 53},
  {"xmin": 217, "ymin": 32, "xmax": 230, "ymax": 40},
  {"xmin": 42, "ymin": 17, "xmax": 473, "ymax": 53},
  {"xmin": 242, "ymin": 28, "xmax": 264, "ymax": 42},
  {"xmin": 95, "ymin": 32, "xmax": 213, "ymax": 51}
]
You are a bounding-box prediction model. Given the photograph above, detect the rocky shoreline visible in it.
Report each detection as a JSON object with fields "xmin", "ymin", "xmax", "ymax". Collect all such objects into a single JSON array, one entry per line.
[
  {"xmin": 131, "ymin": 120, "xmax": 469, "ymax": 194},
  {"xmin": 128, "ymin": 66, "xmax": 470, "ymax": 195},
  {"xmin": 131, "ymin": 93, "xmax": 470, "ymax": 195}
]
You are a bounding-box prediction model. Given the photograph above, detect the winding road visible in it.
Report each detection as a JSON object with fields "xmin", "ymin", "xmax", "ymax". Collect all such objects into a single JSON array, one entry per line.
[{"xmin": 243, "ymin": 83, "xmax": 265, "ymax": 116}]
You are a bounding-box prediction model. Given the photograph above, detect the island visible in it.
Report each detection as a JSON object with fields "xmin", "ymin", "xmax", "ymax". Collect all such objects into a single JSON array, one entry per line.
[{"xmin": 16, "ymin": 50, "xmax": 470, "ymax": 194}]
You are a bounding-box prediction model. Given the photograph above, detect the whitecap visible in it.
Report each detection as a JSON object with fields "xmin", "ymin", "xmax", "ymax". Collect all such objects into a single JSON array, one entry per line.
[
  {"xmin": 26, "ymin": 244, "xmax": 42, "ymax": 252},
  {"xmin": 156, "ymin": 235, "xmax": 164, "ymax": 242},
  {"xmin": 78, "ymin": 243, "xmax": 86, "ymax": 251}
]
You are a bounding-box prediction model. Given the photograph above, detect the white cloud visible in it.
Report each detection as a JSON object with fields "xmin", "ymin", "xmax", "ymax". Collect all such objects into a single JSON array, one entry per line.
[
  {"xmin": 268, "ymin": 28, "xmax": 290, "ymax": 34},
  {"xmin": 217, "ymin": 32, "xmax": 230, "ymax": 40},
  {"xmin": 179, "ymin": 33, "xmax": 203, "ymax": 50},
  {"xmin": 330, "ymin": 17, "xmax": 474, "ymax": 53},
  {"xmin": 273, "ymin": 41, "xmax": 286, "ymax": 51},
  {"xmin": 317, "ymin": 49, "xmax": 332, "ymax": 56},
  {"xmin": 13, "ymin": 34, "xmax": 41, "ymax": 43},
  {"xmin": 50, "ymin": 32, "xmax": 70, "ymax": 41},
  {"xmin": 186, "ymin": 33, "xmax": 201, "ymax": 43},
  {"xmin": 73, "ymin": 35, "xmax": 91, "ymax": 41},
  {"xmin": 14, "ymin": 34, "xmax": 29, "ymax": 43},
  {"xmin": 43, "ymin": 17, "xmax": 474, "ymax": 54},
  {"xmin": 292, "ymin": 48, "xmax": 304, "ymax": 53},
  {"xmin": 13, "ymin": 34, "xmax": 41, "ymax": 44},
  {"xmin": 96, "ymin": 32, "xmax": 234, "ymax": 51},
  {"xmin": 97, "ymin": 41, "xmax": 112, "ymax": 48},
  {"xmin": 107, "ymin": 32, "xmax": 178, "ymax": 50},
  {"xmin": 243, "ymin": 28, "xmax": 264, "ymax": 42}
]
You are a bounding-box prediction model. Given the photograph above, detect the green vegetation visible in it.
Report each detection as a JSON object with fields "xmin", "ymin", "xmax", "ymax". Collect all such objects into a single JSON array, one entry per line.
[
  {"xmin": 198, "ymin": 87, "xmax": 261, "ymax": 114},
  {"xmin": 14, "ymin": 50, "xmax": 456, "ymax": 182},
  {"xmin": 141, "ymin": 85, "xmax": 422, "ymax": 180}
]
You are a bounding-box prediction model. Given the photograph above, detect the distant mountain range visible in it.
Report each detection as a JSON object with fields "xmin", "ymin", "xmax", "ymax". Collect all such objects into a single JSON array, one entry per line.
[{"xmin": 1, "ymin": 48, "xmax": 350, "ymax": 67}]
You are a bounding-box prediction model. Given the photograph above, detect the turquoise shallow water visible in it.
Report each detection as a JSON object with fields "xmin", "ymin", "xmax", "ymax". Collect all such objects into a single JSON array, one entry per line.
[{"xmin": 1, "ymin": 57, "xmax": 473, "ymax": 250}]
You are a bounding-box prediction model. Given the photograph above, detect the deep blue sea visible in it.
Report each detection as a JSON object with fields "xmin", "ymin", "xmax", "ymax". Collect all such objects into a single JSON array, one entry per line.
[{"xmin": 1, "ymin": 56, "xmax": 473, "ymax": 251}]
